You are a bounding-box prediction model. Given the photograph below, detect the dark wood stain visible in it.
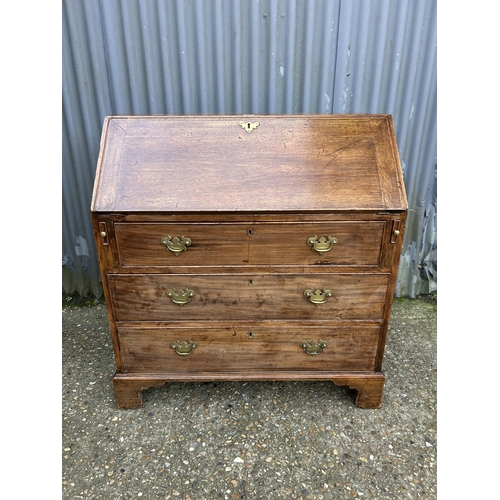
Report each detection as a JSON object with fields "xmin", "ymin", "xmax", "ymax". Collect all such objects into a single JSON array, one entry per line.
[{"xmin": 92, "ymin": 115, "xmax": 407, "ymax": 410}]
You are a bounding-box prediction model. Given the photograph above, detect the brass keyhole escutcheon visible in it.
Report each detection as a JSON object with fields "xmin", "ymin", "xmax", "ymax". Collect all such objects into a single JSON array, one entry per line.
[{"xmin": 239, "ymin": 121, "xmax": 260, "ymax": 133}]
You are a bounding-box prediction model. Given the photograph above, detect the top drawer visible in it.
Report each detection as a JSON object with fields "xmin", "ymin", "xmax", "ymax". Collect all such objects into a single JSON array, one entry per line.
[{"xmin": 114, "ymin": 221, "xmax": 385, "ymax": 268}]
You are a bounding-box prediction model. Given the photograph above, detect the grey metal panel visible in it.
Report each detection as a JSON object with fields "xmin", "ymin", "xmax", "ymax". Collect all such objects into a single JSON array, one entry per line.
[
  {"xmin": 62, "ymin": 0, "xmax": 436, "ymax": 298},
  {"xmin": 331, "ymin": 0, "xmax": 437, "ymax": 296}
]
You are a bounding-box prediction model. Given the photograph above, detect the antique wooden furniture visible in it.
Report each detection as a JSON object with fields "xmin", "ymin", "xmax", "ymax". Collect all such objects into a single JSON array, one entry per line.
[{"xmin": 91, "ymin": 115, "xmax": 407, "ymax": 409}]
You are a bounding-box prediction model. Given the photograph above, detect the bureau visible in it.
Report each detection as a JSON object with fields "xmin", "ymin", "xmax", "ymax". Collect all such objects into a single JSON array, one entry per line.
[{"xmin": 91, "ymin": 115, "xmax": 407, "ymax": 409}]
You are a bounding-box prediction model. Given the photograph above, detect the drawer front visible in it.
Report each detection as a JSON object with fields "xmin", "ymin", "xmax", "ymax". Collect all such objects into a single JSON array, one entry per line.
[
  {"xmin": 114, "ymin": 222, "xmax": 385, "ymax": 267},
  {"xmin": 117, "ymin": 325, "xmax": 382, "ymax": 373},
  {"xmin": 108, "ymin": 273, "xmax": 389, "ymax": 322}
]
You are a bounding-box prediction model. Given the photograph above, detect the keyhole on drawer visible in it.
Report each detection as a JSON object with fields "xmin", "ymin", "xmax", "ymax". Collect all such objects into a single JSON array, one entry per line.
[
  {"xmin": 249, "ymin": 279, "xmax": 253, "ymax": 286},
  {"xmin": 248, "ymin": 331, "xmax": 253, "ymax": 339},
  {"xmin": 248, "ymin": 228, "xmax": 253, "ymax": 236}
]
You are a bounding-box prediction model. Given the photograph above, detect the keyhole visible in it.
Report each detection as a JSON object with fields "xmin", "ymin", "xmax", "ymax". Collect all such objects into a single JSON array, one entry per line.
[
  {"xmin": 249, "ymin": 279, "xmax": 253, "ymax": 286},
  {"xmin": 248, "ymin": 331, "xmax": 253, "ymax": 339},
  {"xmin": 247, "ymin": 123, "xmax": 251, "ymax": 130},
  {"xmin": 248, "ymin": 228, "xmax": 253, "ymax": 236}
]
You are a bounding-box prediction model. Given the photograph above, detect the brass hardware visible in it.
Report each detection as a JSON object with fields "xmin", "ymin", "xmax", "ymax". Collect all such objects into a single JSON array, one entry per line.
[
  {"xmin": 307, "ymin": 235, "xmax": 338, "ymax": 255},
  {"xmin": 247, "ymin": 228, "xmax": 253, "ymax": 236},
  {"xmin": 301, "ymin": 340, "xmax": 327, "ymax": 355},
  {"xmin": 166, "ymin": 288, "xmax": 195, "ymax": 306},
  {"xmin": 239, "ymin": 121, "xmax": 260, "ymax": 133},
  {"xmin": 391, "ymin": 220, "xmax": 402, "ymax": 244},
  {"xmin": 98, "ymin": 222, "xmax": 109, "ymax": 245},
  {"xmin": 160, "ymin": 235, "xmax": 192, "ymax": 256},
  {"xmin": 170, "ymin": 340, "xmax": 197, "ymax": 356},
  {"xmin": 304, "ymin": 288, "xmax": 332, "ymax": 305}
]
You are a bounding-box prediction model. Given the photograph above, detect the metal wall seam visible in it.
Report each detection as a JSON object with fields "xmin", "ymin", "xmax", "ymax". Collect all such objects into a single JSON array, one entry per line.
[{"xmin": 62, "ymin": 0, "xmax": 437, "ymax": 298}]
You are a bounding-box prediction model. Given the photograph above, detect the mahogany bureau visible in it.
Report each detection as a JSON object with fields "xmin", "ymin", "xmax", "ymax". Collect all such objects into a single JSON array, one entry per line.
[{"xmin": 91, "ymin": 115, "xmax": 407, "ymax": 409}]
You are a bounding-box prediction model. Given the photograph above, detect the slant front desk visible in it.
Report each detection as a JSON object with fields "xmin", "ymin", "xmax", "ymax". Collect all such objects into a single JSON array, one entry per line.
[{"xmin": 91, "ymin": 115, "xmax": 407, "ymax": 409}]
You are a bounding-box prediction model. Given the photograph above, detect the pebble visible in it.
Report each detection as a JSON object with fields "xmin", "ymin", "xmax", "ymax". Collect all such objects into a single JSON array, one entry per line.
[{"xmin": 62, "ymin": 298, "xmax": 437, "ymax": 499}]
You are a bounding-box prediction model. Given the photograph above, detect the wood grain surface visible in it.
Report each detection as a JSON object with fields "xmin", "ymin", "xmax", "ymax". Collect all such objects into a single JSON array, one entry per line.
[
  {"xmin": 108, "ymin": 273, "xmax": 390, "ymax": 322},
  {"xmin": 91, "ymin": 114, "xmax": 407, "ymax": 410},
  {"xmin": 114, "ymin": 221, "xmax": 385, "ymax": 267},
  {"xmin": 117, "ymin": 324, "xmax": 382, "ymax": 373},
  {"xmin": 92, "ymin": 115, "xmax": 407, "ymax": 213}
]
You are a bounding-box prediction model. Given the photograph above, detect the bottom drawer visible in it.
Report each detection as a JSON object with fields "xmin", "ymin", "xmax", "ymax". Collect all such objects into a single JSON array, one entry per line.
[{"xmin": 117, "ymin": 325, "xmax": 382, "ymax": 373}]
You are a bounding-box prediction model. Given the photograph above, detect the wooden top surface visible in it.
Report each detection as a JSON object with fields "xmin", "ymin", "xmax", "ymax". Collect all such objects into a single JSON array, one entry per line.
[{"xmin": 91, "ymin": 115, "xmax": 407, "ymax": 213}]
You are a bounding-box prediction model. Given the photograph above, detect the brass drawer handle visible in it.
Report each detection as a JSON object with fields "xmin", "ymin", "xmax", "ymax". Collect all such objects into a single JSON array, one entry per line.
[
  {"xmin": 307, "ymin": 235, "xmax": 338, "ymax": 255},
  {"xmin": 160, "ymin": 235, "xmax": 192, "ymax": 256},
  {"xmin": 304, "ymin": 288, "xmax": 332, "ymax": 305},
  {"xmin": 166, "ymin": 288, "xmax": 195, "ymax": 306},
  {"xmin": 170, "ymin": 340, "xmax": 197, "ymax": 356},
  {"xmin": 301, "ymin": 340, "xmax": 327, "ymax": 355}
]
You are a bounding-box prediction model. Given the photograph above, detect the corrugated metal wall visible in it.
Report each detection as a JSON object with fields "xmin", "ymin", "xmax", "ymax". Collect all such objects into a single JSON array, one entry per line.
[{"xmin": 62, "ymin": 0, "xmax": 436, "ymax": 298}]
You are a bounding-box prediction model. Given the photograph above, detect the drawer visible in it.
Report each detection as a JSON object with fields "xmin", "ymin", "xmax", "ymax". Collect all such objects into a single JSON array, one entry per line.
[
  {"xmin": 114, "ymin": 222, "xmax": 385, "ymax": 267},
  {"xmin": 108, "ymin": 273, "xmax": 389, "ymax": 322},
  {"xmin": 117, "ymin": 324, "xmax": 382, "ymax": 373}
]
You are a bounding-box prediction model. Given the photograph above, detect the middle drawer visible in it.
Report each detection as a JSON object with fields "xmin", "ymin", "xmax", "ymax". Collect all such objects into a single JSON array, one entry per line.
[{"xmin": 108, "ymin": 273, "xmax": 390, "ymax": 322}]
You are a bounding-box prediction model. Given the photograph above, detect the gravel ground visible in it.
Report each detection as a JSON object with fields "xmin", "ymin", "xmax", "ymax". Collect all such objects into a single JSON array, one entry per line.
[{"xmin": 62, "ymin": 297, "xmax": 437, "ymax": 500}]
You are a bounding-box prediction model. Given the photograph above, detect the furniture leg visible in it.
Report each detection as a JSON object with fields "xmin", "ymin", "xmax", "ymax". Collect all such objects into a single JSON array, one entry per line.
[
  {"xmin": 113, "ymin": 375, "xmax": 167, "ymax": 409},
  {"xmin": 333, "ymin": 373, "xmax": 385, "ymax": 409}
]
